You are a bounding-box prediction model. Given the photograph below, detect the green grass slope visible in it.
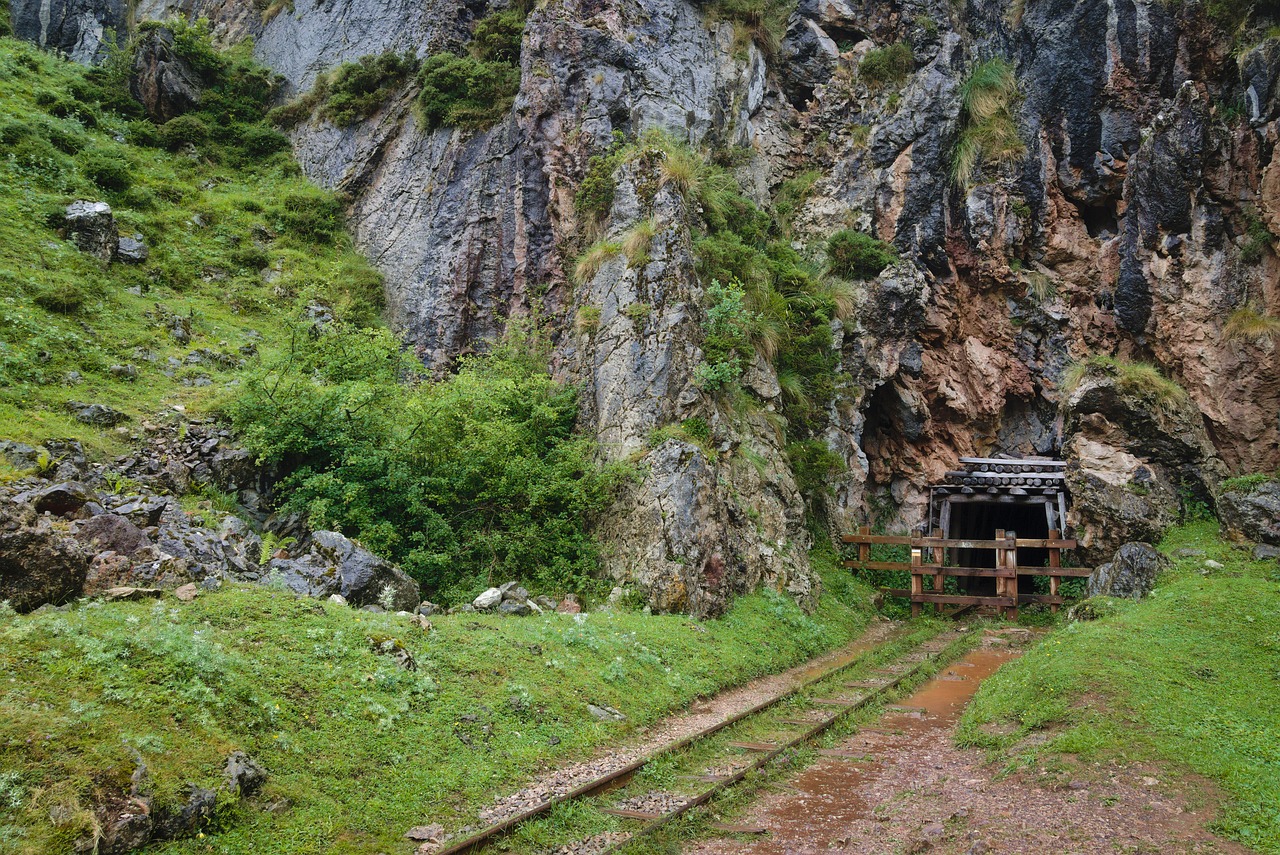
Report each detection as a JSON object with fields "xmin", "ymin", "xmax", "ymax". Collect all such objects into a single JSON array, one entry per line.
[
  {"xmin": 959, "ymin": 520, "xmax": 1280, "ymax": 852},
  {"xmin": 0, "ymin": 31, "xmax": 381, "ymax": 459},
  {"xmin": 0, "ymin": 557, "xmax": 876, "ymax": 853}
]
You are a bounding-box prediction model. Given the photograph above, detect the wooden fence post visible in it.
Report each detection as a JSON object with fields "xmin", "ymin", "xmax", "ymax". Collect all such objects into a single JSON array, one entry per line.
[
  {"xmin": 858, "ymin": 525, "xmax": 870, "ymax": 566},
  {"xmin": 1048, "ymin": 528, "xmax": 1062, "ymax": 614},
  {"xmin": 910, "ymin": 546, "xmax": 923, "ymax": 619},
  {"xmin": 1004, "ymin": 530, "xmax": 1018, "ymax": 621},
  {"xmin": 931, "ymin": 528, "xmax": 944, "ymax": 614}
]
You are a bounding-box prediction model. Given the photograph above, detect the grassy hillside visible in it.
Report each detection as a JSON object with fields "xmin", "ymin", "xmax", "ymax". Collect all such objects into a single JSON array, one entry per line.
[
  {"xmin": 959, "ymin": 520, "xmax": 1280, "ymax": 852},
  {"xmin": 0, "ymin": 555, "xmax": 879, "ymax": 853},
  {"xmin": 0, "ymin": 30, "xmax": 381, "ymax": 459}
]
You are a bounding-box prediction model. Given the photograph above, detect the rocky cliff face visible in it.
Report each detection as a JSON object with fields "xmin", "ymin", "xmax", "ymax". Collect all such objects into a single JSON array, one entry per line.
[{"xmin": 18, "ymin": 0, "xmax": 1279, "ymax": 613}]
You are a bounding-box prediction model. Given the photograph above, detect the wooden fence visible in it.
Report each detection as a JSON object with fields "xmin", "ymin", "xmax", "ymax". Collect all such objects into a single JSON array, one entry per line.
[{"xmin": 841, "ymin": 526, "xmax": 1092, "ymax": 619}]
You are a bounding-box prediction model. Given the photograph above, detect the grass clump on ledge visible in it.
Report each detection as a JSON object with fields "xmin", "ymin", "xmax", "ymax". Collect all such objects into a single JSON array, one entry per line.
[
  {"xmin": 1061, "ymin": 355, "xmax": 1189, "ymax": 409},
  {"xmin": 0, "ymin": 555, "xmax": 877, "ymax": 853},
  {"xmin": 958, "ymin": 520, "xmax": 1280, "ymax": 851},
  {"xmin": 858, "ymin": 42, "xmax": 914, "ymax": 86},
  {"xmin": 701, "ymin": 0, "xmax": 795, "ymax": 59},
  {"xmin": 416, "ymin": 7, "xmax": 526, "ymax": 129},
  {"xmin": 951, "ymin": 57, "xmax": 1026, "ymax": 187},
  {"xmin": 1224, "ymin": 306, "xmax": 1280, "ymax": 340},
  {"xmin": 1220, "ymin": 471, "xmax": 1278, "ymax": 493},
  {"xmin": 826, "ymin": 229, "xmax": 898, "ymax": 280}
]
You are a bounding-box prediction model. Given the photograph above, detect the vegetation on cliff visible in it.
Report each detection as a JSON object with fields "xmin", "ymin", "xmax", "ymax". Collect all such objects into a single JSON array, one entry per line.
[
  {"xmin": 228, "ymin": 322, "xmax": 626, "ymax": 603},
  {"xmin": 960, "ymin": 520, "xmax": 1280, "ymax": 851},
  {"xmin": 0, "ymin": 30, "xmax": 381, "ymax": 457}
]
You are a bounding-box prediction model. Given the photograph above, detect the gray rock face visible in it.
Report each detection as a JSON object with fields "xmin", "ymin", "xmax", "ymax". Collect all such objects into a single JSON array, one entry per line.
[
  {"xmin": 1064, "ymin": 365, "xmax": 1225, "ymax": 565},
  {"xmin": 0, "ymin": 502, "xmax": 89, "ymax": 612},
  {"xmin": 1218, "ymin": 480, "xmax": 1280, "ymax": 547},
  {"xmin": 269, "ymin": 530, "xmax": 420, "ymax": 610},
  {"xmin": 66, "ymin": 401, "xmax": 128, "ymax": 427},
  {"xmin": 65, "ymin": 201, "xmax": 116, "ymax": 261},
  {"xmin": 9, "ymin": 0, "xmax": 127, "ymax": 63},
  {"xmin": 129, "ymin": 27, "xmax": 204, "ymax": 122},
  {"xmin": 1087, "ymin": 542, "xmax": 1170, "ymax": 600}
]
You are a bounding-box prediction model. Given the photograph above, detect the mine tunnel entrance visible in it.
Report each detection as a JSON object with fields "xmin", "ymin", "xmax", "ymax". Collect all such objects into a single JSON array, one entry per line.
[{"xmin": 930, "ymin": 458, "xmax": 1069, "ymax": 597}]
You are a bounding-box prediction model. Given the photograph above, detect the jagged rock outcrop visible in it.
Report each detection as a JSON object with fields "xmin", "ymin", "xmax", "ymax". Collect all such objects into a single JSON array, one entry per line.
[
  {"xmin": 1218, "ymin": 479, "xmax": 1280, "ymax": 547},
  {"xmin": 8, "ymin": 0, "xmax": 126, "ymax": 63},
  {"xmin": 129, "ymin": 26, "xmax": 205, "ymax": 122},
  {"xmin": 1062, "ymin": 363, "xmax": 1226, "ymax": 564},
  {"xmin": 21, "ymin": 0, "xmax": 1278, "ymax": 612},
  {"xmin": 268, "ymin": 530, "xmax": 421, "ymax": 610},
  {"xmin": 0, "ymin": 501, "xmax": 90, "ymax": 612}
]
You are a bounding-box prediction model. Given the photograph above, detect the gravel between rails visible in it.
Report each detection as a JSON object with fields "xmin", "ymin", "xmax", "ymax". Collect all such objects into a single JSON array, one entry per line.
[{"xmin": 469, "ymin": 620, "xmax": 901, "ymax": 829}]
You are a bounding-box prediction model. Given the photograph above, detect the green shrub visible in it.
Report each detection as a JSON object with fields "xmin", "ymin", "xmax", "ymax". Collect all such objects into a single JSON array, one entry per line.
[
  {"xmin": 320, "ymin": 52, "xmax": 417, "ymax": 126},
  {"xmin": 234, "ymin": 122, "xmax": 291, "ymax": 157},
  {"xmin": 416, "ymin": 53, "xmax": 520, "ymax": 129},
  {"xmin": 787, "ymin": 438, "xmax": 844, "ymax": 504},
  {"xmin": 575, "ymin": 131, "xmax": 628, "ymax": 224},
  {"xmin": 1220, "ymin": 472, "xmax": 1278, "ymax": 493},
  {"xmin": 78, "ymin": 147, "xmax": 132, "ymax": 191},
  {"xmin": 952, "ymin": 58, "xmax": 1026, "ymax": 186},
  {"xmin": 158, "ymin": 114, "xmax": 211, "ymax": 150},
  {"xmin": 1240, "ymin": 210, "xmax": 1276, "ymax": 264},
  {"xmin": 470, "ymin": 9, "xmax": 526, "ymax": 62},
  {"xmin": 858, "ymin": 42, "xmax": 914, "ymax": 86},
  {"xmin": 695, "ymin": 278, "xmax": 752, "ymax": 390},
  {"xmin": 276, "ymin": 189, "xmax": 344, "ymax": 242},
  {"xmin": 826, "ymin": 229, "xmax": 897, "ymax": 280},
  {"xmin": 230, "ymin": 322, "xmax": 624, "ymax": 599}
]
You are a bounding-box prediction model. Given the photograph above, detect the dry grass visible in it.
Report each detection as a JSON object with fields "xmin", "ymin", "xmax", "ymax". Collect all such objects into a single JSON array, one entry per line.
[
  {"xmin": 573, "ymin": 239, "xmax": 621, "ymax": 284},
  {"xmin": 952, "ymin": 58, "xmax": 1026, "ymax": 187},
  {"xmin": 1224, "ymin": 307, "xmax": 1280, "ymax": 340},
  {"xmin": 621, "ymin": 218, "xmax": 658, "ymax": 268}
]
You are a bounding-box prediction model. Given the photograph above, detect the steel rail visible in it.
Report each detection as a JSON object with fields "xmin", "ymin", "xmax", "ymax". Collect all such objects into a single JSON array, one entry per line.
[
  {"xmin": 597, "ymin": 629, "xmax": 972, "ymax": 854},
  {"xmin": 431, "ymin": 624, "xmax": 925, "ymax": 855}
]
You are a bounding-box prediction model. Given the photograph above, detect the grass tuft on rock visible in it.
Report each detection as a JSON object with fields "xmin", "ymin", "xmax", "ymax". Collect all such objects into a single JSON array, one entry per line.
[
  {"xmin": 951, "ymin": 57, "xmax": 1026, "ymax": 187},
  {"xmin": 1224, "ymin": 306, "xmax": 1280, "ymax": 340},
  {"xmin": 1061, "ymin": 355, "xmax": 1190, "ymax": 410}
]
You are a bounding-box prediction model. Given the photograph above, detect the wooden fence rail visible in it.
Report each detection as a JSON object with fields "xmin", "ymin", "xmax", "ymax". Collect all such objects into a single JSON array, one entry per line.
[{"xmin": 842, "ymin": 525, "xmax": 1089, "ymax": 620}]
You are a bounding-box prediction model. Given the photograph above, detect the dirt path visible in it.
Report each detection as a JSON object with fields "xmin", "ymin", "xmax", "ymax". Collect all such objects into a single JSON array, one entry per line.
[
  {"xmin": 688, "ymin": 635, "xmax": 1249, "ymax": 855},
  {"xmin": 463, "ymin": 620, "xmax": 902, "ymax": 830}
]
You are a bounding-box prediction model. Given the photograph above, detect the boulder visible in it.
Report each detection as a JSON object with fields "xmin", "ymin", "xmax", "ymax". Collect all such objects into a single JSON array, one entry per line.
[
  {"xmin": 67, "ymin": 401, "xmax": 128, "ymax": 427},
  {"xmin": 0, "ymin": 502, "xmax": 90, "ymax": 612},
  {"xmin": 268, "ymin": 531, "xmax": 419, "ymax": 610},
  {"xmin": 415, "ymin": 600, "xmax": 441, "ymax": 616},
  {"xmin": 496, "ymin": 600, "xmax": 532, "ymax": 616},
  {"xmin": 128, "ymin": 27, "xmax": 204, "ymax": 123},
  {"xmin": 473, "ymin": 587, "xmax": 503, "ymax": 610},
  {"xmin": 8, "ymin": 0, "xmax": 126, "ymax": 64},
  {"xmin": 222, "ymin": 751, "xmax": 267, "ymax": 797},
  {"xmin": 556, "ymin": 593, "xmax": 582, "ymax": 614},
  {"xmin": 116, "ymin": 235, "xmax": 150, "ymax": 264},
  {"xmin": 65, "ymin": 201, "xmax": 116, "ymax": 262},
  {"xmin": 30, "ymin": 482, "xmax": 92, "ymax": 517},
  {"xmin": 1087, "ymin": 542, "xmax": 1170, "ymax": 599},
  {"xmin": 1217, "ymin": 479, "xmax": 1280, "ymax": 547},
  {"xmin": 1064, "ymin": 365, "xmax": 1226, "ymax": 565},
  {"xmin": 75, "ymin": 513, "xmax": 152, "ymax": 556}
]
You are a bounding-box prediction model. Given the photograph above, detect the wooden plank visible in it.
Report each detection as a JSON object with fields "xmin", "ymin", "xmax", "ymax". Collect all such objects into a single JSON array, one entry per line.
[
  {"xmin": 937, "ymin": 493, "xmax": 1054, "ymax": 504},
  {"xmin": 842, "ymin": 560, "xmax": 932, "ymax": 571},
  {"xmin": 812, "ymin": 698, "xmax": 862, "ymax": 707},
  {"xmin": 858, "ymin": 525, "xmax": 870, "ymax": 565},
  {"xmin": 1009, "ymin": 565, "xmax": 1091, "ymax": 577},
  {"xmin": 601, "ymin": 808, "xmax": 667, "ymax": 820},
  {"xmin": 958, "ymin": 457, "xmax": 1066, "ymax": 467},
  {"xmin": 727, "ymin": 742, "xmax": 778, "ymax": 751},
  {"xmin": 1017, "ymin": 593, "xmax": 1067, "ymax": 605},
  {"xmin": 849, "ymin": 561, "xmax": 1084, "ymax": 577},
  {"xmin": 843, "ymin": 535, "xmax": 1077, "ymax": 550},
  {"xmin": 709, "ymin": 823, "xmax": 769, "ymax": 835},
  {"xmin": 910, "ymin": 548, "xmax": 923, "ymax": 618},
  {"xmin": 778, "ymin": 718, "xmax": 830, "ymax": 726},
  {"xmin": 908, "ymin": 593, "xmax": 1017, "ymax": 606},
  {"xmin": 1049, "ymin": 529, "xmax": 1063, "ymax": 614}
]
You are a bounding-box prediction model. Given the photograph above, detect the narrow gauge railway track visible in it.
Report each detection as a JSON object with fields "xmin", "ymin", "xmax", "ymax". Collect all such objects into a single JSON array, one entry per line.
[{"xmin": 432, "ymin": 626, "xmax": 974, "ymax": 855}]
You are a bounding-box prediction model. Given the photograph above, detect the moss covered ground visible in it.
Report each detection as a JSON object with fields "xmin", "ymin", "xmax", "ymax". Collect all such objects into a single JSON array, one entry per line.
[
  {"xmin": 0, "ymin": 554, "xmax": 878, "ymax": 853},
  {"xmin": 959, "ymin": 520, "xmax": 1280, "ymax": 852}
]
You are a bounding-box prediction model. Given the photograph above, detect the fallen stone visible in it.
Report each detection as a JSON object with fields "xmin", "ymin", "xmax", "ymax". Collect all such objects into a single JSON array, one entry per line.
[
  {"xmin": 76, "ymin": 513, "xmax": 151, "ymax": 556},
  {"xmin": 31, "ymin": 482, "xmax": 92, "ymax": 517},
  {"xmin": 65, "ymin": 201, "xmax": 116, "ymax": 262},
  {"xmin": 1218, "ymin": 479, "xmax": 1280, "ymax": 546},
  {"xmin": 1203, "ymin": 559, "xmax": 1224, "ymax": 570},
  {"xmin": 1087, "ymin": 542, "xmax": 1170, "ymax": 599},
  {"xmin": 328, "ymin": 593, "xmax": 348, "ymax": 605},
  {"xmin": 116, "ymin": 235, "xmax": 149, "ymax": 264},
  {"xmin": 67, "ymin": 401, "xmax": 128, "ymax": 427},
  {"xmin": 557, "ymin": 593, "xmax": 582, "ymax": 614},
  {"xmin": 502, "ymin": 585, "xmax": 530, "ymax": 603},
  {"xmin": 473, "ymin": 587, "xmax": 503, "ymax": 610},
  {"xmin": 496, "ymin": 600, "xmax": 532, "ymax": 616},
  {"xmin": 587, "ymin": 703, "xmax": 625, "ymax": 721},
  {"xmin": 406, "ymin": 824, "xmax": 445, "ymax": 842},
  {"xmin": 173, "ymin": 582, "xmax": 198, "ymax": 601},
  {"xmin": 1254, "ymin": 544, "xmax": 1280, "ymax": 561},
  {"xmin": 105, "ymin": 586, "xmax": 163, "ymax": 601},
  {"xmin": 0, "ymin": 502, "xmax": 90, "ymax": 611},
  {"xmin": 222, "ymin": 751, "xmax": 267, "ymax": 797},
  {"xmin": 532, "ymin": 595, "xmax": 558, "ymax": 611}
]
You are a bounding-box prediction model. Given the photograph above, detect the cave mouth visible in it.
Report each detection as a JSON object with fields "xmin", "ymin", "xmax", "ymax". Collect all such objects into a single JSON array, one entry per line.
[{"xmin": 947, "ymin": 499, "xmax": 1050, "ymax": 596}]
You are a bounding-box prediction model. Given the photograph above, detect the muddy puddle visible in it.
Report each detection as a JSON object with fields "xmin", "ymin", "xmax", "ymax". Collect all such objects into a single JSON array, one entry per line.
[{"xmin": 705, "ymin": 646, "xmax": 1018, "ymax": 854}]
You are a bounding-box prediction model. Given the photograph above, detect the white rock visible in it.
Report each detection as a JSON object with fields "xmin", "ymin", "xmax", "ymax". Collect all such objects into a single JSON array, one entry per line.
[
  {"xmin": 473, "ymin": 587, "xmax": 503, "ymax": 610},
  {"xmin": 328, "ymin": 593, "xmax": 348, "ymax": 605}
]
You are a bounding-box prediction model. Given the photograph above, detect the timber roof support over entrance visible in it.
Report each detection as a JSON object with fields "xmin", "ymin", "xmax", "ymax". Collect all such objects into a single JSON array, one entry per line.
[{"xmin": 844, "ymin": 457, "xmax": 1087, "ymax": 620}]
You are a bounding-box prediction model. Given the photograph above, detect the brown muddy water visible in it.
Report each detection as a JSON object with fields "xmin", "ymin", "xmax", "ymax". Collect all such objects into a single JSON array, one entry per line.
[{"xmin": 710, "ymin": 647, "xmax": 1017, "ymax": 854}]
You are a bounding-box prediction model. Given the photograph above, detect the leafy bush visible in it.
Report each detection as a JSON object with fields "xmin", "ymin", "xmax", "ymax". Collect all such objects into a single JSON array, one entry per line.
[
  {"xmin": 1240, "ymin": 210, "xmax": 1276, "ymax": 264},
  {"xmin": 826, "ymin": 229, "xmax": 897, "ymax": 280},
  {"xmin": 952, "ymin": 57, "xmax": 1025, "ymax": 187},
  {"xmin": 275, "ymin": 189, "xmax": 344, "ymax": 242},
  {"xmin": 470, "ymin": 9, "xmax": 526, "ymax": 62},
  {"xmin": 320, "ymin": 52, "xmax": 418, "ymax": 127},
  {"xmin": 229, "ymin": 322, "xmax": 625, "ymax": 601},
  {"xmin": 695, "ymin": 278, "xmax": 753, "ymax": 390},
  {"xmin": 858, "ymin": 42, "xmax": 914, "ymax": 86},
  {"xmin": 416, "ymin": 53, "xmax": 520, "ymax": 129},
  {"xmin": 158, "ymin": 114, "xmax": 210, "ymax": 149},
  {"xmin": 787, "ymin": 438, "xmax": 844, "ymax": 507},
  {"xmin": 77, "ymin": 147, "xmax": 132, "ymax": 191},
  {"xmin": 575, "ymin": 132, "xmax": 628, "ymax": 224}
]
